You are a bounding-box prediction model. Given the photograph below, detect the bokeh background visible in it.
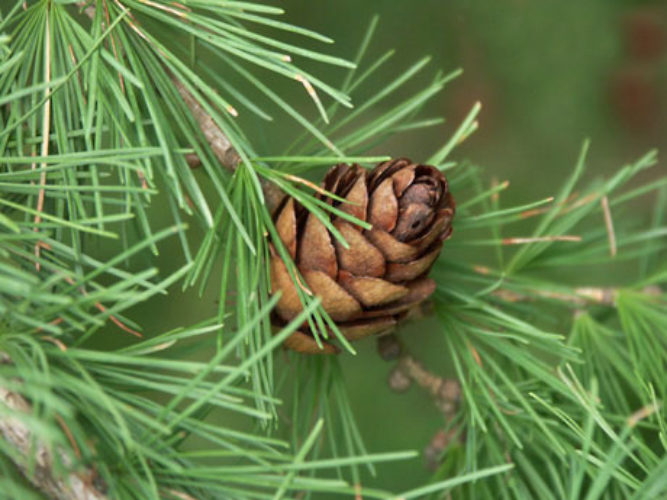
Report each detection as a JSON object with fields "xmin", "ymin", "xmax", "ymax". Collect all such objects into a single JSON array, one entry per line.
[
  {"xmin": 280, "ymin": 0, "xmax": 667, "ymax": 192},
  {"xmin": 88, "ymin": 0, "xmax": 667, "ymax": 495}
]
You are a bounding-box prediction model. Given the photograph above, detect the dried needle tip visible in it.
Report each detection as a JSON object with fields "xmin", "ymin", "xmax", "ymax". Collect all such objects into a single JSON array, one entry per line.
[{"xmin": 601, "ymin": 195, "xmax": 617, "ymax": 257}]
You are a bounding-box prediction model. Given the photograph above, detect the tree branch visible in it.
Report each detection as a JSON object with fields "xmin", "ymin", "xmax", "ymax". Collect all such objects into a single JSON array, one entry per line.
[
  {"xmin": 171, "ymin": 78, "xmax": 284, "ymax": 212},
  {"xmin": 0, "ymin": 355, "xmax": 107, "ymax": 500},
  {"xmin": 377, "ymin": 334, "xmax": 462, "ymax": 468},
  {"xmin": 378, "ymin": 335, "xmax": 460, "ymax": 417},
  {"xmin": 172, "ymin": 78, "xmax": 241, "ymax": 171},
  {"xmin": 76, "ymin": 1, "xmax": 284, "ymax": 212},
  {"xmin": 1, "ymin": 5, "xmax": 283, "ymax": 498},
  {"xmin": 491, "ymin": 284, "xmax": 662, "ymax": 307}
]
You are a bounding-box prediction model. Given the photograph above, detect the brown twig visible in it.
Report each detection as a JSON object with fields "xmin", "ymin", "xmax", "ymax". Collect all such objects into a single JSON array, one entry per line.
[
  {"xmin": 470, "ymin": 264, "xmax": 663, "ymax": 307},
  {"xmin": 171, "ymin": 77, "xmax": 285, "ymax": 212},
  {"xmin": 172, "ymin": 78, "xmax": 242, "ymax": 171},
  {"xmin": 77, "ymin": 0, "xmax": 285, "ymax": 212},
  {"xmin": 377, "ymin": 334, "xmax": 462, "ymax": 468},
  {"xmin": 423, "ymin": 428, "xmax": 459, "ymax": 471},
  {"xmin": 492, "ymin": 285, "xmax": 662, "ymax": 307},
  {"xmin": 0, "ymin": 357, "xmax": 107, "ymax": 500}
]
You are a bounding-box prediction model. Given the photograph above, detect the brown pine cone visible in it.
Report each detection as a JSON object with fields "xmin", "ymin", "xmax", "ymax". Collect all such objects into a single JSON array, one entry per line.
[{"xmin": 270, "ymin": 158, "xmax": 455, "ymax": 354}]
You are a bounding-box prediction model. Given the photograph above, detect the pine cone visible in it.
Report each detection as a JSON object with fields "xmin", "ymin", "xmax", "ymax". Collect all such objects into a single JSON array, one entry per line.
[{"xmin": 270, "ymin": 158, "xmax": 455, "ymax": 354}]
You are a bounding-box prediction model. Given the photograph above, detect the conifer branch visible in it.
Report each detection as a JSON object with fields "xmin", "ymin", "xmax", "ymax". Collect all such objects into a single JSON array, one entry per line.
[
  {"xmin": 1, "ymin": 3, "xmax": 290, "ymax": 494},
  {"xmin": 76, "ymin": 0, "xmax": 285, "ymax": 213},
  {"xmin": 3, "ymin": 2, "xmax": 666, "ymax": 496},
  {"xmin": 0, "ymin": 5, "xmax": 109, "ymax": 495}
]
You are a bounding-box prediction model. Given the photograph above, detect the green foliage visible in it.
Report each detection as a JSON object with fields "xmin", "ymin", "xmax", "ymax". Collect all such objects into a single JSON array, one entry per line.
[{"xmin": 1, "ymin": 1, "xmax": 666, "ymax": 499}]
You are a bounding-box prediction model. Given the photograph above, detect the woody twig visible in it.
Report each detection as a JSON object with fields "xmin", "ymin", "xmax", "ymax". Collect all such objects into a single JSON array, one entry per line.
[
  {"xmin": 0, "ymin": 355, "xmax": 107, "ymax": 500},
  {"xmin": 377, "ymin": 334, "xmax": 462, "ymax": 469}
]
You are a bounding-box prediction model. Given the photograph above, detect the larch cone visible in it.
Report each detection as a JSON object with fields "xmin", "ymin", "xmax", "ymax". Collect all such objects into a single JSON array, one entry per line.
[{"xmin": 270, "ymin": 158, "xmax": 455, "ymax": 354}]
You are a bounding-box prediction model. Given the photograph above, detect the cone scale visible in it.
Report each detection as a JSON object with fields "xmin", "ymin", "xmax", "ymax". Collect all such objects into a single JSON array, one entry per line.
[{"xmin": 270, "ymin": 158, "xmax": 455, "ymax": 354}]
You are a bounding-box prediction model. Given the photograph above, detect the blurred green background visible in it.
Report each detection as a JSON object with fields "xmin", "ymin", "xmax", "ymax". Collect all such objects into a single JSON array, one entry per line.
[
  {"xmin": 279, "ymin": 0, "xmax": 667, "ymax": 194},
  {"xmin": 90, "ymin": 0, "xmax": 667, "ymax": 495}
]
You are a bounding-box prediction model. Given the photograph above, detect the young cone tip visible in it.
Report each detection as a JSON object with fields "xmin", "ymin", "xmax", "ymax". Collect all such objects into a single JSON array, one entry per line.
[{"xmin": 270, "ymin": 158, "xmax": 455, "ymax": 354}]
